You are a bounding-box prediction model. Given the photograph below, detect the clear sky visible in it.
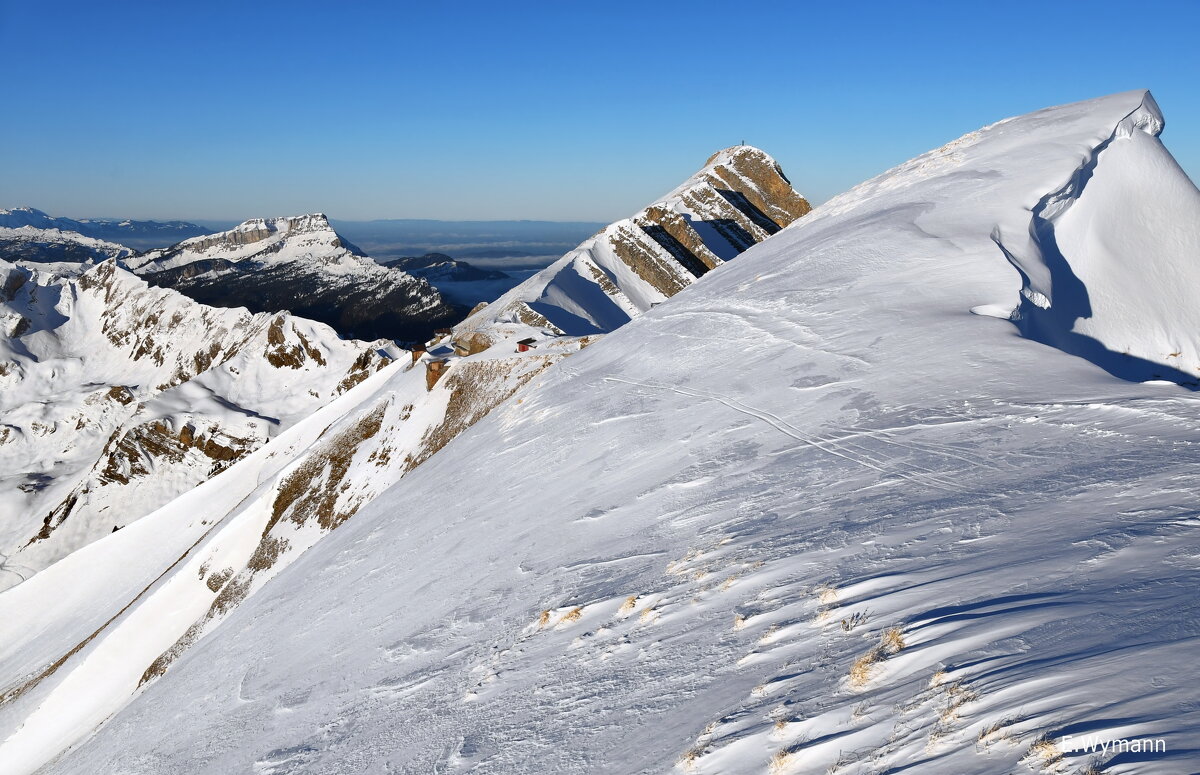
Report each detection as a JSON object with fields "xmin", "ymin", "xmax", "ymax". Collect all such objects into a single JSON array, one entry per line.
[{"xmin": 2, "ymin": 0, "xmax": 1197, "ymax": 222}]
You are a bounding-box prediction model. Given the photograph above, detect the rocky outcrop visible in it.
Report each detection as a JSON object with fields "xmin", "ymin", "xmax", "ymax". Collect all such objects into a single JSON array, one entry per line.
[{"xmin": 458, "ymin": 145, "xmax": 809, "ymax": 338}]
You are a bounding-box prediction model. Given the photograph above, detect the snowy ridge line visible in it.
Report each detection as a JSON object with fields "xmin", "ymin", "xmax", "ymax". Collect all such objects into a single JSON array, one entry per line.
[
  {"xmin": 993, "ymin": 90, "xmax": 1200, "ymax": 384},
  {"xmin": 998, "ymin": 91, "xmax": 1163, "ymax": 312}
]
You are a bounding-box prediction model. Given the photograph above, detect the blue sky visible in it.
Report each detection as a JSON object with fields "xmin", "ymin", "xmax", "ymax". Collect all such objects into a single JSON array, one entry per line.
[{"xmin": 1, "ymin": 0, "xmax": 1197, "ymax": 222}]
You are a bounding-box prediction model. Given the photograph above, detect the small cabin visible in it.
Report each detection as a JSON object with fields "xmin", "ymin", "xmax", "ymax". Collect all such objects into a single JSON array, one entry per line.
[{"xmin": 516, "ymin": 337, "xmax": 537, "ymax": 353}]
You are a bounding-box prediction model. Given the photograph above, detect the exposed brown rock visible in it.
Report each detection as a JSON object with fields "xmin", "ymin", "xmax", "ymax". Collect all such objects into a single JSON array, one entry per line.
[
  {"xmin": 269, "ymin": 402, "xmax": 388, "ymax": 533},
  {"xmin": 510, "ymin": 302, "xmax": 565, "ymax": 334},
  {"xmin": 705, "ymin": 146, "xmax": 812, "ymax": 228},
  {"xmin": 609, "ymin": 224, "xmax": 691, "ymax": 297},
  {"xmin": 451, "ymin": 330, "xmax": 493, "ymax": 357},
  {"xmin": 405, "ymin": 356, "xmax": 555, "ymax": 473},
  {"xmin": 426, "ymin": 359, "xmax": 449, "ymax": 391}
]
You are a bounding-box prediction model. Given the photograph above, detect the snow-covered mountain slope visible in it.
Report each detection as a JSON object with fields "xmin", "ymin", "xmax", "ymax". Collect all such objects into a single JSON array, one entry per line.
[
  {"xmin": 0, "ymin": 208, "xmax": 211, "ymax": 251},
  {"xmin": 6, "ymin": 90, "xmax": 1200, "ymax": 775},
  {"xmin": 459, "ymin": 145, "xmax": 810, "ymax": 337},
  {"xmin": 0, "ymin": 259, "xmax": 395, "ymax": 587},
  {"xmin": 128, "ymin": 214, "xmax": 463, "ymax": 341},
  {"xmin": 0, "ymin": 226, "xmax": 133, "ymax": 267},
  {"xmin": 0, "ymin": 327, "xmax": 592, "ymax": 775}
]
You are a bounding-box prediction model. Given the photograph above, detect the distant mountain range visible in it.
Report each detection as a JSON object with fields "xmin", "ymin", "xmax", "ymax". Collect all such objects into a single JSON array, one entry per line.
[
  {"xmin": 383, "ymin": 253, "xmax": 509, "ymax": 283},
  {"xmin": 0, "ymin": 207, "xmax": 210, "ymax": 251}
]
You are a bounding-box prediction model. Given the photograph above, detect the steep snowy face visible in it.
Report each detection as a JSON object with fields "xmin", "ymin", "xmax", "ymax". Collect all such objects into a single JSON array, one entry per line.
[
  {"xmin": 460, "ymin": 145, "xmax": 810, "ymax": 337},
  {"xmin": 0, "ymin": 226, "xmax": 133, "ymax": 266},
  {"xmin": 0, "ymin": 259, "xmax": 394, "ymax": 587},
  {"xmin": 129, "ymin": 214, "xmax": 463, "ymax": 341}
]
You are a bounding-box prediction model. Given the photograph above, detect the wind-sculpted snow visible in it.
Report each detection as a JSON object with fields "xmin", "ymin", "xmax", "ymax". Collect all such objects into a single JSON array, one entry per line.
[
  {"xmin": 129, "ymin": 214, "xmax": 463, "ymax": 341},
  {"xmin": 0, "ymin": 260, "xmax": 394, "ymax": 587},
  {"xmin": 993, "ymin": 92, "xmax": 1200, "ymax": 383},
  {"xmin": 5, "ymin": 91, "xmax": 1200, "ymax": 775}
]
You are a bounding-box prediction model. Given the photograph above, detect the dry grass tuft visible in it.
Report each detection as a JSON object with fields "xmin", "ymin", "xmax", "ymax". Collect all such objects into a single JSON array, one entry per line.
[
  {"xmin": 733, "ymin": 613, "xmax": 749, "ymax": 630},
  {"xmin": 977, "ymin": 715, "xmax": 1021, "ymax": 749},
  {"xmin": 560, "ymin": 606, "xmax": 584, "ymax": 624},
  {"xmin": 537, "ymin": 610, "xmax": 551, "ymax": 628},
  {"xmin": 769, "ymin": 748, "xmax": 798, "ymax": 774},
  {"xmin": 880, "ymin": 627, "xmax": 905, "ymax": 655},
  {"xmin": 817, "ymin": 584, "xmax": 838, "ymax": 604},
  {"xmin": 619, "ymin": 595, "xmax": 639, "ymax": 614},
  {"xmin": 677, "ymin": 746, "xmax": 702, "ymax": 771},
  {"xmin": 1027, "ymin": 734, "xmax": 1063, "ymax": 766},
  {"xmin": 849, "ymin": 648, "xmax": 882, "ymax": 687},
  {"xmin": 849, "ymin": 627, "xmax": 906, "ymax": 687},
  {"xmin": 840, "ymin": 610, "xmax": 869, "ymax": 632}
]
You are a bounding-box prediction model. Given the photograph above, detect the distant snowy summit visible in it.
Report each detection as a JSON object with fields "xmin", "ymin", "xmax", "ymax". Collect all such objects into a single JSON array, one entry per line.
[
  {"xmin": 0, "ymin": 207, "xmax": 211, "ymax": 251},
  {"xmin": 127, "ymin": 213, "xmax": 463, "ymax": 342}
]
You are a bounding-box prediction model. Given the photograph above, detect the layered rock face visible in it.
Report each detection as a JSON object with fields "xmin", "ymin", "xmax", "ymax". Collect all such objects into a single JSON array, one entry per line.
[
  {"xmin": 458, "ymin": 146, "xmax": 810, "ymax": 337},
  {"xmin": 128, "ymin": 214, "xmax": 464, "ymax": 342},
  {"xmin": 0, "ymin": 259, "xmax": 394, "ymax": 586}
]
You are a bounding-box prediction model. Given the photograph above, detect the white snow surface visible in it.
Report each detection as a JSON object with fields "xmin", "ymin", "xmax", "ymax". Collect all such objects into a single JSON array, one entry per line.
[{"xmin": 3, "ymin": 90, "xmax": 1200, "ymax": 775}]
